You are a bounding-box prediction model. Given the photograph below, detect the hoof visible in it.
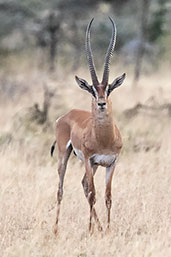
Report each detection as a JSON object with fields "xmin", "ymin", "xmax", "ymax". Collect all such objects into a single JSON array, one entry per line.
[
  {"xmin": 98, "ymin": 224, "xmax": 103, "ymax": 232},
  {"xmin": 105, "ymin": 224, "xmax": 111, "ymax": 234},
  {"xmin": 89, "ymin": 223, "xmax": 94, "ymax": 235},
  {"xmin": 53, "ymin": 224, "xmax": 58, "ymax": 235}
]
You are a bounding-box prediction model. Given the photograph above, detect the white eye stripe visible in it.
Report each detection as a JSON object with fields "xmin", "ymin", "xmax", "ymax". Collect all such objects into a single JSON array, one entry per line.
[
  {"xmin": 92, "ymin": 86, "xmax": 98, "ymax": 98},
  {"xmin": 105, "ymin": 85, "xmax": 109, "ymax": 97}
]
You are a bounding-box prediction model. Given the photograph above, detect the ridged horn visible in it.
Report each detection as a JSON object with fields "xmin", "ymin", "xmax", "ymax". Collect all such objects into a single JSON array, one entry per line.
[
  {"xmin": 102, "ymin": 17, "xmax": 117, "ymax": 87},
  {"xmin": 86, "ymin": 18, "xmax": 99, "ymax": 86}
]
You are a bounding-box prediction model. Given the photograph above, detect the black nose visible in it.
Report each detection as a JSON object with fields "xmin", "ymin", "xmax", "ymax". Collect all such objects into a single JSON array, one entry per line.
[{"xmin": 98, "ymin": 102, "xmax": 106, "ymax": 108}]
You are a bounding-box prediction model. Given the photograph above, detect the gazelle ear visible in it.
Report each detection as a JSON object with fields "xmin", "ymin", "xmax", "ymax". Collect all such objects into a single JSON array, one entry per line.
[
  {"xmin": 75, "ymin": 76, "xmax": 96, "ymax": 97},
  {"xmin": 107, "ymin": 73, "xmax": 126, "ymax": 96}
]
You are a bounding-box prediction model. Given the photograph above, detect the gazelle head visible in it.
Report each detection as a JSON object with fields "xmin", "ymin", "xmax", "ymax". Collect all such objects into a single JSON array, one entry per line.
[{"xmin": 75, "ymin": 17, "xmax": 126, "ymax": 112}]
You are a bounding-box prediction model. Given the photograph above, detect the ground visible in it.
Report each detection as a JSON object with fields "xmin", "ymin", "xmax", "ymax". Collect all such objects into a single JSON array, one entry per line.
[{"xmin": 0, "ymin": 64, "xmax": 171, "ymax": 257}]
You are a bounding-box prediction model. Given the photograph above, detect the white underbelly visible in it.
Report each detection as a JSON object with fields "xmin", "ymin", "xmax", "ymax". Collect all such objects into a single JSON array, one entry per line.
[
  {"xmin": 67, "ymin": 140, "xmax": 118, "ymax": 167},
  {"xmin": 89, "ymin": 154, "xmax": 118, "ymax": 167},
  {"xmin": 73, "ymin": 147, "xmax": 117, "ymax": 167}
]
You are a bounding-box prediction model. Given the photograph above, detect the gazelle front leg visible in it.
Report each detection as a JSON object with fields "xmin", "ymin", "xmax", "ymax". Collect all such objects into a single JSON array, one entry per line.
[
  {"xmin": 84, "ymin": 160, "xmax": 96, "ymax": 233},
  {"xmin": 82, "ymin": 166, "xmax": 103, "ymax": 231},
  {"xmin": 105, "ymin": 163, "xmax": 115, "ymax": 230}
]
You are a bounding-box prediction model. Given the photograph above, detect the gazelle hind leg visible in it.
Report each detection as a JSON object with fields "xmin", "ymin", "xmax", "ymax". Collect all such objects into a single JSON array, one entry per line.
[
  {"xmin": 53, "ymin": 144, "xmax": 72, "ymax": 234},
  {"xmin": 105, "ymin": 164, "xmax": 115, "ymax": 231}
]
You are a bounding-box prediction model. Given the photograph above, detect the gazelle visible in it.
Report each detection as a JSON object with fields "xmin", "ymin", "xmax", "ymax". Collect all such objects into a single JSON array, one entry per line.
[{"xmin": 51, "ymin": 17, "xmax": 126, "ymax": 234}]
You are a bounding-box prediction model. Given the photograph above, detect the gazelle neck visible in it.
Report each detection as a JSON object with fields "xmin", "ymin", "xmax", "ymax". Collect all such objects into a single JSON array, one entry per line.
[{"xmin": 91, "ymin": 98, "xmax": 115, "ymax": 144}]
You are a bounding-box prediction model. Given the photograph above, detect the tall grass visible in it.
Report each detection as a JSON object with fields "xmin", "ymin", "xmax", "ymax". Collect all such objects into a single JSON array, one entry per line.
[{"xmin": 0, "ymin": 64, "xmax": 171, "ymax": 257}]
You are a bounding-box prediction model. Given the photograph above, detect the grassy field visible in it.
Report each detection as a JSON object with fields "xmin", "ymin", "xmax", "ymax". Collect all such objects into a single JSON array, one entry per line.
[{"xmin": 0, "ymin": 63, "xmax": 171, "ymax": 257}]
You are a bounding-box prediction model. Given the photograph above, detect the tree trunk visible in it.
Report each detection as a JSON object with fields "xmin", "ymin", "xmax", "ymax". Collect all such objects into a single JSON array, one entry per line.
[
  {"xmin": 133, "ymin": 0, "xmax": 151, "ymax": 87},
  {"xmin": 49, "ymin": 29, "xmax": 58, "ymax": 72},
  {"xmin": 47, "ymin": 11, "xmax": 60, "ymax": 72}
]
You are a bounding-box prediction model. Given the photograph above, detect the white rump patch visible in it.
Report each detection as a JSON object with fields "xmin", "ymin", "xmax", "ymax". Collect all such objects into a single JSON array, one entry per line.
[
  {"xmin": 56, "ymin": 117, "xmax": 60, "ymax": 123},
  {"xmin": 66, "ymin": 139, "xmax": 71, "ymax": 149},
  {"xmin": 73, "ymin": 147, "xmax": 84, "ymax": 161},
  {"xmin": 56, "ymin": 115, "xmax": 64, "ymax": 124}
]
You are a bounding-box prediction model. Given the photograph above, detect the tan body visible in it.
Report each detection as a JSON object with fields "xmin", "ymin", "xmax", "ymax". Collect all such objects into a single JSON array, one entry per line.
[
  {"xmin": 51, "ymin": 17, "xmax": 126, "ymax": 233},
  {"xmin": 57, "ymin": 107, "xmax": 122, "ymax": 163}
]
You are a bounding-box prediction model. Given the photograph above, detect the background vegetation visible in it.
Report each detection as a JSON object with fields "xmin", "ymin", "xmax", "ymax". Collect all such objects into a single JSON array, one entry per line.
[{"xmin": 0, "ymin": 0, "xmax": 171, "ymax": 256}]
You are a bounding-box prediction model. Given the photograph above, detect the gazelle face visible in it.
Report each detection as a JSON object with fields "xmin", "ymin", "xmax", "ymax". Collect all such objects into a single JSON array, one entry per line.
[
  {"xmin": 75, "ymin": 73, "xmax": 126, "ymax": 112},
  {"xmin": 93, "ymin": 84, "xmax": 108, "ymax": 111},
  {"xmin": 75, "ymin": 17, "xmax": 126, "ymax": 112}
]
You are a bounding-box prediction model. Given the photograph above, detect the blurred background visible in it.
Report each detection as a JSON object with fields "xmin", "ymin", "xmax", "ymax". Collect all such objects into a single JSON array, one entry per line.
[
  {"xmin": 1, "ymin": 1, "xmax": 171, "ymax": 256},
  {"xmin": 0, "ymin": 0, "xmax": 171, "ymax": 76},
  {"xmin": 0, "ymin": 0, "xmax": 171, "ymax": 125}
]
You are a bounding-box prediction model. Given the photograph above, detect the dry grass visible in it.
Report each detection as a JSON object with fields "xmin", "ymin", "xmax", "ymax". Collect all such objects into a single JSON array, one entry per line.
[{"xmin": 0, "ymin": 65, "xmax": 171, "ymax": 257}]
